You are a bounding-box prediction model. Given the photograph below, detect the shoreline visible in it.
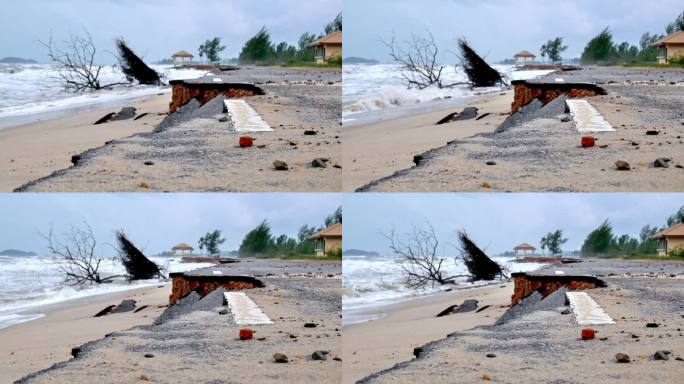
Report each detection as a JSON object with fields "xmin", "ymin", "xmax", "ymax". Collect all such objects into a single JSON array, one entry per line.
[
  {"xmin": 343, "ymin": 90, "xmax": 512, "ymax": 191},
  {"xmin": 343, "ymin": 280, "xmax": 514, "ymax": 384},
  {"xmin": 0, "ymin": 283, "xmax": 170, "ymax": 383},
  {"xmin": 0, "ymin": 93, "xmax": 169, "ymax": 191}
]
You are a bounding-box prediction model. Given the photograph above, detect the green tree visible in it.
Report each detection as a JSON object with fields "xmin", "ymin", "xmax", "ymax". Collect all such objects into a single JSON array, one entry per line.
[
  {"xmin": 295, "ymin": 224, "xmax": 316, "ymax": 255},
  {"xmin": 324, "ymin": 206, "xmax": 342, "ymax": 227},
  {"xmin": 637, "ymin": 224, "xmax": 659, "ymax": 254},
  {"xmin": 581, "ymin": 28, "xmax": 616, "ymax": 64},
  {"xmin": 274, "ymin": 41, "xmax": 297, "ymax": 62},
  {"xmin": 198, "ymin": 230, "xmax": 226, "ymax": 255},
  {"xmin": 273, "ymin": 234, "xmax": 297, "ymax": 255},
  {"xmin": 540, "ymin": 37, "xmax": 568, "ymax": 64},
  {"xmin": 614, "ymin": 234, "xmax": 639, "ymax": 255},
  {"xmin": 239, "ymin": 27, "xmax": 275, "ymax": 64},
  {"xmin": 324, "ymin": 13, "xmax": 342, "ymax": 35},
  {"xmin": 198, "ymin": 37, "xmax": 226, "ymax": 64},
  {"xmin": 581, "ymin": 219, "xmax": 615, "ymax": 256},
  {"xmin": 239, "ymin": 220, "xmax": 274, "ymax": 256},
  {"xmin": 666, "ymin": 10, "xmax": 684, "ymax": 35},
  {"xmin": 540, "ymin": 229, "xmax": 568, "ymax": 256},
  {"xmin": 666, "ymin": 206, "xmax": 684, "ymax": 226},
  {"xmin": 615, "ymin": 41, "xmax": 639, "ymax": 63},
  {"xmin": 296, "ymin": 32, "xmax": 317, "ymax": 61}
]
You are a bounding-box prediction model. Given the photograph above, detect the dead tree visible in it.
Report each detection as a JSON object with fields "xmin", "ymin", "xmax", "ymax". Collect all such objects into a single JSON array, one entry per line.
[
  {"xmin": 115, "ymin": 39, "xmax": 163, "ymax": 85},
  {"xmin": 458, "ymin": 231, "xmax": 505, "ymax": 281},
  {"xmin": 116, "ymin": 231, "xmax": 164, "ymax": 280},
  {"xmin": 383, "ymin": 222, "xmax": 466, "ymax": 288},
  {"xmin": 458, "ymin": 38, "xmax": 505, "ymax": 87},
  {"xmin": 382, "ymin": 30, "xmax": 466, "ymax": 90},
  {"xmin": 40, "ymin": 30, "xmax": 130, "ymax": 92},
  {"xmin": 41, "ymin": 222, "xmax": 120, "ymax": 285}
]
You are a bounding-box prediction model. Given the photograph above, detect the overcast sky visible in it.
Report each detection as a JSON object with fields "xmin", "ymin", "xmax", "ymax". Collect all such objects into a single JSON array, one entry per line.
[
  {"xmin": 345, "ymin": 0, "xmax": 682, "ymax": 62},
  {"xmin": 0, "ymin": 193, "xmax": 341, "ymax": 256},
  {"xmin": 0, "ymin": 0, "xmax": 340, "ymax": 63},
  {"xmin": 344, "ymin": 193, "xmax": 684, "ymax": 256}
]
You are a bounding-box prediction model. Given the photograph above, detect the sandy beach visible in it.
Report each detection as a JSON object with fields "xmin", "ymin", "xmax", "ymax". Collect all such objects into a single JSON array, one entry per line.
[
  {"xmin": 0, "ymin": 94, "xmax": 168, "ymax": 191},
  {"xmin": 353, "ymin": 259, "xmax": 684, "ymax": 383},
  {"xmin": 0, "ymin": 284, "xmax": 170, "ymax": 383},
  {"xmin": 12, "ymin": 259, "xmax": 342, "ymax": 384},
  {"xmin": 11, "ymin": 66, "xmax": 342, "ymax": 192},
  {"xmin": 343, "ymin": 282, "xmax": 513, "ymax": 384},
  {"xmin": 343, "ymin": 92, "xmax": 511, "ymax": 191},
  {"xmin": 354, "ymin": 66, "xmax": 684, "ymax": 192}
]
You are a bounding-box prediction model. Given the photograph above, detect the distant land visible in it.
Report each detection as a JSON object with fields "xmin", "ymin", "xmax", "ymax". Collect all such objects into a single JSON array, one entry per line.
[
  {"xmin": 0, "ymin": 57, "xmax": 38, "ymax": 64},
  {"xmin": 0, "ymin": 249, "xmax": 38, "ymax": 256},
  {"xmin": 343, "ymin": 57, "xmax": 380, "ymax": 65},
  {"xmin": 343, "ymin": 249, "xmax": 380, "ymax": 256}
]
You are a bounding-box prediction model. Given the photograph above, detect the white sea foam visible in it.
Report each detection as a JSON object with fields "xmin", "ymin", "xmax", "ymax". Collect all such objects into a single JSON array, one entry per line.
[
  {"xmin": 342, "ymin": 254, "xmax": 545, "ymax": 325},
  {"xmin": 342, "ymin": 63, "xmax": 555, "ymax": 125},
  {"xmin": 0, "ymin": 254, "xmax": 214, "ymax": 330},
  {"xmin": 0, "ymin": 64, "xmax": 209, "ymax": 128}
]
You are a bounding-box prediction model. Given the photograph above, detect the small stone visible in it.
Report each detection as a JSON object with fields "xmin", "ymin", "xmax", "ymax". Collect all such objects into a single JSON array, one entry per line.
[
  {"xmin": 581, "ymin": 136, "xmax": 595, "ymax": 148},
  {"xmin": 304, "ymin": 322, "xmax": 317, "ymax": 328},
  {"xmin": 482, "ymin": 181, "xmax": 491, "ymax": 189},
  {"xmin": 144, "ymin": 161, "xmax": 154, "ymax": 166},
  {"xmin": 218, "ymin": 115, "xmax": 229, "ymax": 122},
  {"xmin": 273, "ymin": 160, "xmax": 288, "ymax": 171},
  {"xmin": 485, "ymin": 161, "xmax": 496, "ymax": 166},
  {"xmin": 218, "ymin": 308, "xmax": 229, "ymax": 315},
  {"xmin": 144, "ymin": 353, "xmax": 154, "ymax": 358},
  {"xmin": 304, "ymin": 130, "xmax": 317, "ymax": 135},
  {"xmin": 239, "ymin": 136, "xmax": 253, "ymax": 148},
  {"xmin": 312, "ymin": 351, "xmax": 328, "ymax": 360},
  {"xmin": 240, "ymin": 328, "xmax": 253, "ymax": 340},
  {"xmin": 646, "ymin": 322, "xmax": 659, "ymax": 328},
  {"xmin": 273, "ymin": 352, "xmax": 288, "ymax": 363},
  {"xmin": 482, "ymin": 373, "xmax": 491, "ymax": 381},
  {"xmin": 312, "ymin": 158, "xmax": 328, "ymax": 168},
  {"xmin": 615, "ymin": 353, "xmax": 631, "ymax": 363},
  {"xmin": 581, "ymin": 328, "xmax": 596, "ymax": 340},
  {"xmin": 654, "ymin": 350, "xmax": 669, "ymax": 360},
  {"xmin": 486, "ymin": 353, "xmax": 496, "ymax": 358},
  {"xmin": 654, "ymin": 158, "xmax": 669, "ymax": 168},
  {"xmin": 560, "ymin": 115, "xmax": 571, "ymax": 123},
  {"xmin": 615, "ymin": 160, "xmax": 631, "ymax": 170},
  {"xmin": 561, "ymin": 308, "xmax": 571, "ymax": 315},
  {"xmin": 646, "ymin": 130, "xmax": 659, "ymax": 135},
  {"xmin": 140, "ymin": 373, "xmax": 150, "ymax": 381}
]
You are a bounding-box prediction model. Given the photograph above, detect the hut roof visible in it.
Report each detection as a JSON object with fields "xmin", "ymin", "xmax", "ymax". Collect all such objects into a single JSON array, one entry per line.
[
  {"xmin": 308, "ymin": 31, "xmax": 343, "ymax": 47},
  {"xmin": 652, "ymin": 31, "xmax": 684, "ymax": 47},
  {"xmin": 513, "ymin": 50, "xmax": 536, "ymax": 58},
  {"xmin": 651, "ymin": 223, "xmax": 684, "ymax": 239},
  {"xmin": 309, "ymin": 223, "xmax": 342, "ymax": 239},
  {"xmin": 172, "ymin": 242, "xmax": 194, "ymax": 250},
  {"xmin": 513, "ymin": 242, "xmax": 536, "ymax": 250},
  {"xmin": 172, "ymin": 50, "xmax": 194, "ymax": 58}
]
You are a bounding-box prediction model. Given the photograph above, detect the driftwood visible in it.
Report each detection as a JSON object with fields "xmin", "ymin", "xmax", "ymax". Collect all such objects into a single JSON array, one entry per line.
[
  {"xmin": 115, "ymin": 39, "xmax": 163, "ymax": 85},
  {"xmin": 116, "ymin": 231, "xmax": 164, "ymax": 280},
  {"xmin": 458, "ymin": 231, "xmax": 504, "ymax": 281},
  {"xmin": 458, "ymin": 39, "xmax": 505, "ymax": 87}
]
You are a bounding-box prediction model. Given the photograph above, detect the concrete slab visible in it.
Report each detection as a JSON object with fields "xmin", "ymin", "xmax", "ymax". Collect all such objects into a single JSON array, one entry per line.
[
  {"xmin": 224, "ymin": 99, "xmax": 273, "ymax": 133},
  {"xmin": 224, "ymin": 291, "xmax": 273, "ymax": 325},
  {"xmin": 566, "ymin": 99, "xmax": 615, "ymax": 133},
  {"xmin": 566, "ymin": 291, "xmax": 615, "ymax": 325}
]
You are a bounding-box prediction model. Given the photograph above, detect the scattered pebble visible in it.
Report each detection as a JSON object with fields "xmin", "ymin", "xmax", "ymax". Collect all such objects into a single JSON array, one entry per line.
[
  {"xmin": 312, "ymin": 351, "xmax": 329, "ymax": 361},
  {"xmin": 646, "ymin": 322, "xmax": 660, "ymax": 328},
  {"xmin": 312, "ymin": 158, "xmax": 328, "ymax": 168},
  {"xmin": 485, "ymin": 161, "xmax": 496, "ymax": 166},
  {"xmin": 486, "ymin": 353, "xmax": 496, "ymax": 358},
  {"xmin": 581, "ymin": 328, "xmax": 596, "ymax": 340},
  {"xmin": 239, "ymin": 328, "xmax": 253, "ymax": 340},
  {"xmin": 143, "ymin": 161, "xmax": 154, "ymax": 166},
  {"xmin": 144, "ymin": 353, "xmax": 154, "ymax": 358},
  {"xmin": 615, "ymin": 160, "xmax": 631, "ymax": 171},
  {"xmin": 218, "ymin": 115, "xmax": 229, "ymax": 122},
  {"xmin": 273, "ymin": 160, "xmax": 289, "ymax": 171},
  {"xmin": 654, "ymin": 350, "xmax": 670, "ymax": 361},
  {"xmin": 304, "ymin": 322, "xmax": 317, "ymax": 328},
  {"xmin": 561, "ymin": 308, "xmax": 571, "ymax": 315},
  {"xmin": 615, "ymin": 353, "xmax": 631, "ymax": 363},
  {"xmin": 273, "ymin": 352, "xmax": 288, "ymax": 363}
]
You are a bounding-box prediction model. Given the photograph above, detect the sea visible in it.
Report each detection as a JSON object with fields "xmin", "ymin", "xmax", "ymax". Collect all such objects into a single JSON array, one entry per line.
[
  {"xmin": 0, "ymin": 64, "xmax": 209, "ymax": 129},
  {"xmin": 342, "ymin": 63, "xmax": 555, "ymax": 126},
  {"xmin": 342, "ymin": 253, "xmax": 546, "ymax": 326},
  {"xmin": 0, "ymin": 254, "xmax": 215, "ymax": 330}
]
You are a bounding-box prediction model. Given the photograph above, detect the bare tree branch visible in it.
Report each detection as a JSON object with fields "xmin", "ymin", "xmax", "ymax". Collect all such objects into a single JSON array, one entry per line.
[
  {"xmin": 39, "ymin": 29, "xmax": 130, "ymax": 93},
  {"xmin": 382, "ymin": 222, "xmax": 466, "ymax": 289},
  {"xmin": 381, "ymin": 30, "xmax": 467, "ymax": 90},
  {"xmin": 40, "ymin": 221, "xmax": 123, "ymax": 286}
]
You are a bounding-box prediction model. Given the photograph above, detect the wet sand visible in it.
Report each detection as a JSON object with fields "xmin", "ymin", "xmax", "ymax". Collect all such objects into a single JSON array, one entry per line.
[
  {"xmin": 0, "ymin": 94, "xmax": 167, "ymax": 191},
  {"xmin": 0, "ymin": 284, "xmax": 169, "ymax": 383}
]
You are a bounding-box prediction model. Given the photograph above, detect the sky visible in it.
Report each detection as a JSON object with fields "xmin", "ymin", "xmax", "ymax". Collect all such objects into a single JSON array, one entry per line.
[
  {"xmin": 0, "ymin": 193, "xmax": 341, "ymax": 256},
  {"xmin": 343, "ymin": 193, "xmax": 684, "ymax": 256},
  {"xmin": 345, "ymin": 0, "xmax": 683, "ymax": 62},
  {"xmin": 0, "ymin": 0, "xmax": 340, "ymax": 63}
]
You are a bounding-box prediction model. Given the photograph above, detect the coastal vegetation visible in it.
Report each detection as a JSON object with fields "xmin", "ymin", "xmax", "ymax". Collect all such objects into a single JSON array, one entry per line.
[
  {"xmin": 198, "ymin": 37, "xmax": 226, "ymax": 64},
  {"xmin": 540, "ymin": 37, "xmax": 568, "ymax": 64},
  {"xmin": 540, "ymin": 229, "xmax": 568, "ymax": 256},
  {"xmin": 198, "ymin": 230, "xmax": 226, "ymax": 255}
]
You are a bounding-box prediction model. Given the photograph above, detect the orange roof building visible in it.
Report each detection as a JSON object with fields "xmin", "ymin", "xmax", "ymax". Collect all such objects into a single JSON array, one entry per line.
[
  {"xmin": 513, "ymin": 242, "xmax": 536, "ymax": 256},
  {"xmin": 651, "ymin": 223, "xmax": 684, "ymax": 256},
  {"xmin": 308, "ymin": 31, "xmax": 342, "ymax": 64},
  {"xmin": 310, "ymin": 223, "xmax": 342, "ymax": 257},
  {"xmin": 171, "ymin": 242, "xmax": 194, "ymax": 255},
  {"xmin": 651, "ymin": 31, "xmax": 684, "ymax": 64},
  {"xmin": 171, "ymin": 50, "xmax": 194, "ymax": 67},
  {"xmin": 513, "ymin": 50, "xmax": 536, "ymax": 65}
]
